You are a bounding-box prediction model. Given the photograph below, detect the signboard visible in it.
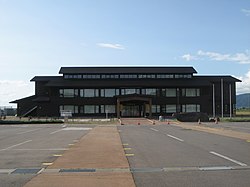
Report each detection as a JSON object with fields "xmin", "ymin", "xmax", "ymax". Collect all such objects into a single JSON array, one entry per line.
[{"xmin": 60, "ymin": 110, "xmax": 72, "ymax": 117}]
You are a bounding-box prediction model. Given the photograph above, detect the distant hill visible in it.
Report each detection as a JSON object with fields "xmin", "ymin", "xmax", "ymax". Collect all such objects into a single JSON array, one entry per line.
[{"xmin": 236, "ymin": 93, "xmax": 250, "ymax": 108}]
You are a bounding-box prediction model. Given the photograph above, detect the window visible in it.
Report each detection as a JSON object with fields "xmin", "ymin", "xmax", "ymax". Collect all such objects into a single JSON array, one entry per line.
[
  {"xmin": 83, "ymin": 105, "xmax": 99, "ymax": 114},
  {"xmin": 182, "ymin": 104, "xmax": 200, "ymax": 112},
  {"xmin": 80, "ymin": 89, "xmax": 99, "ymax": 97},
  {"xmin": 121, "ymin": 88, "xmax": 140, "ymax": 95},
  {"xmin": 59, "ymin": 105, "xmax": 78, "ymax": 113},
  {"xmin": 59, "ymin": 89, "xmax": 78, "ymax": 98},
  {"xmin": 166, "ymin": 105, "xmax": 177, "ymax": 113},
  {"xmin": 152, "ymin": 105, "xmax": 160, "ymax": 113},
  {"xmin": 100, "ymin": 105, "xmax": 116, "ymax": 113},
  {"xmin": 162, "ymin": 88, "xmax": 176, "ymax": 97},
  {"xmin": 145, "ymin": 88, "xmax": 156, "ymax": 95},
  {"xmin": 182, "ymin": 88, "xmax": 200, "ymax": 97},
  {"xmin": 100, "ymin": 89, "xmax": 117, "ymax": 97}
]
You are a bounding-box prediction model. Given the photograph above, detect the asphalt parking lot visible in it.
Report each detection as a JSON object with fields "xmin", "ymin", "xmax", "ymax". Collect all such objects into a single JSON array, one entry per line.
[
  {"xmin": 119, "ymin": 124, "xmax": 250, "ymax": 187},
  {"xmin": 0, "ymin": 122, "xmax": 250, "ymax": 187},
  {"xmin": 0, "ymin": 124, "xmax": 94, "ymax": 187}
]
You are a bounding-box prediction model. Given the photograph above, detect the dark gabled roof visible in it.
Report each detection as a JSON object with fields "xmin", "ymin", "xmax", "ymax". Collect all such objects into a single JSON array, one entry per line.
[
  {"xmin": 59, "ymin": 66, "xmax": 197, "ymax": 74},
  {"xmin": 10, "ymin": 95, "xmax": 36, "ymax": 103},
  {"xmin": 30, "ymin": 76, "xmax": 62, "ymax": 82},
  {"xmin": 195, "ymin": 75, "xmax": 241, "ymax": 82}
]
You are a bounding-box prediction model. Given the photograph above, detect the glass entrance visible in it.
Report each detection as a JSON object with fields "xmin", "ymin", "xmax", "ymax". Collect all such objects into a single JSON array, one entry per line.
[{"xmin": 121, "ymin": 104, "xmax": 144, "ymax": 117}]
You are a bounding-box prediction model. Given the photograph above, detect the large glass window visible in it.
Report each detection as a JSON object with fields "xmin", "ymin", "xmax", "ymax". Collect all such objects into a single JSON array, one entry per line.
[
  {"xmin": 182, "ymin": 88, "xmax": 200, "ymax": 97},
  {"xmin": 145, "ymin": 88, "xmax": 156, "ymax": 95},
  {"xmin": 182, "ymin": 104, "xmax": 200, "ymax": 112},
  {"xmin": 59, "ymin": 105, "xmax": 78, "ymax": 113},
  {"xmin": 166, "ymin": 105, "xmax": 177, "ymax": 113},
  {"xmin": 162, "ymin": 88, "xmax": 176, "ymax": 97},
  {"xmin": 121, "ymin": 88, "xmax": 140, "ymax": 95},
  {"xmin": 80, "ymin": 89, "xmax": 99, "ymax": 97},
  {"xmin": 83, "ymin": 105, "xmax": 99, "ymax": 114},
  {"xmin": 152, "ymin": 105, "xmax": 160, "ymax": 113},
  {"xmin": 100, "ymin": 89, "xmax": 117, "ymax": 97},
  {"xmin": 100, "ymin": 105, "xmax": 116, "ymax": 113},
  {"xmin": 59, "ymin": 89, "xmax": 78, "ymax": 98}
]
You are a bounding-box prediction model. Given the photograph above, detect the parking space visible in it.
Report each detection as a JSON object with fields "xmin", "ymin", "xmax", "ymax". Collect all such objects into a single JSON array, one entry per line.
[{"xmin": 0, "ymin": 124, "xmax": 93, "ymax": 186}]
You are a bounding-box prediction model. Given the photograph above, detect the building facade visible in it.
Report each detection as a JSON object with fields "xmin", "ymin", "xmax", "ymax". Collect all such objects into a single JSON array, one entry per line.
[{"xmin": 11, "ymin": 67, "xmax": 241, "ymax": 118}]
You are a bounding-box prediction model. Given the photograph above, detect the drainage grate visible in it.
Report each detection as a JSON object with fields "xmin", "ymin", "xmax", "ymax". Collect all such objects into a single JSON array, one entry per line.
[
  {"xmin": 11, "ymin": 168, "xmax": 42, "ymax": 174},
  {"xmin": 59, "ymin": 168, "xmax": 96, "ymax": 173}
]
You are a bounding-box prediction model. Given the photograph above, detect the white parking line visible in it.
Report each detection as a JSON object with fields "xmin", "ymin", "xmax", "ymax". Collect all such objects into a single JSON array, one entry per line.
[
  {"xmin": 210, "ymin": 151, "xmax": 247, "ymax": 166},
  {"xmin": 0, "ymin": 140, "xmax": 32, "ymax": 151},
  {"xmin": 150, "ymin": 128, "xmax": 159, "ymax": 132},
  {"xmin": 50, "ymin": 129, "xmax": 63, "ymax": 134},
  {"xmin": 167, "ymin": 134, "xmax": 184, "ymax": 142},
  {"xmin": 12, "ymin": 148, "xmax": 69, "ymax": 151},
  {"xmin": 17, "ymin": 129, "xmax": 40, "ymax": 135}
]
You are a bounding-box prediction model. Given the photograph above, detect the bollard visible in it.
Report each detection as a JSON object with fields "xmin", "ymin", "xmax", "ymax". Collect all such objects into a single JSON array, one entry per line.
[
  {"xmin": 153, "ymin": 121, "xmax": 155, "ymax": 125},
  {"xmin": 167, "ymin": 119, "xmax": 170, "ymax": 125},
  {"xmin": 138, "ymin": 122, "xmax": 140, "ymax": 125},
  {"xmin": 198, "ymin": 119, "xmax": 201, "ymax": 125},
  {"xmin": 215, "ymin": 118, "xmax": 218, "ymax": 124}
]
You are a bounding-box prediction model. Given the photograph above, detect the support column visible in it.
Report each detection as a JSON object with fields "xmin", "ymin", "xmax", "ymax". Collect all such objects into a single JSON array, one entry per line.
[
  {"xmin": 117, "ymin": 99, "xmax": 120, "ymax": 118},
  {"xmin": 149, "ymin": 98, "xmax": 152, "ymax": 118}
]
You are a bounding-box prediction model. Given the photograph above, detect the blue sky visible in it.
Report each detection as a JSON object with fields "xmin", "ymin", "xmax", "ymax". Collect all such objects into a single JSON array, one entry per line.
[{"xmin": 0, "ymin": 0, "xmax": 250, "ymax": 106}]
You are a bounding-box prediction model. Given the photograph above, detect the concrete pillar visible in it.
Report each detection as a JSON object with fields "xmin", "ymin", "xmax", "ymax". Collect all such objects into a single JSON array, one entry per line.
[
  {"xmin": 149, "ymin": 98, "xmax": 152, "ymax": 118},
  {"xmin": 117, "ymin": 99, "xmax": 120, "ymax": 118}
]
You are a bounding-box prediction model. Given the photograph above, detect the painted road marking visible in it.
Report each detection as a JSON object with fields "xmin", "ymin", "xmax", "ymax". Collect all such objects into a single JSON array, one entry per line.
[
  {"xmin": 167, "ymin": 134, "xmax": 184, "ymax": 142},
  {"xmin": 0, "ymin": 140, "xmax": 32, "ymax": 152},
  {"xmin": 199, "ymin": 166, "xmax": 233, "ymax": 171},
  {"xmin": 12, "ymin": 148, "xmax": 69, "ymax": 151},
  {"xmin": 68, "ymin": 144, "xmax": 74, "ymax": 146},
  {"xmin": 63, "ymin": 127, "xmax": 92, "ymax": 131},
  {"xmin": 53, "ymin": 154, "xmax": 62, "ymax": 157},
  {"xmin": 247, "ymin": 140, "xmax": 250, "ymax": 142},
  {"xmin": 50, "ymin": 127, "xmax": 92, "ymax": 134},
  {"xmin": 210, "ymin": 151, "xmax": 247, "ymax": 166},
  {"xmin": 124, "ymin": 148, "xmax": 132, "ymax": 150},
  {"xmin": 125, "ymin": 154, "xmax": 134, "ymax": 157},
  {"xmin": 17, "ymin": 129, "xmax": 39, "ymax": 135},
  {"xmin": 122, "ymin": 143, "xmax": 129, "ymax": 146},
  {"xmin": 42, "ymin": 163, "xmax": 53, "ymax": 166},
  {"xmin": 150, "ymin": 128, "xmax": 159, "ymax": 132},
  {"xmin": 50, "ymin": 129, "xmax": 63, "ymax": 134}
]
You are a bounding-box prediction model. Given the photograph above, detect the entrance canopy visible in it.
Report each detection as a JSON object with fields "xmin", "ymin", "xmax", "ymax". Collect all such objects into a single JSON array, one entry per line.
[{"xmin": 116, "ymin": 94, "xmax": 152, "ymax": 118}]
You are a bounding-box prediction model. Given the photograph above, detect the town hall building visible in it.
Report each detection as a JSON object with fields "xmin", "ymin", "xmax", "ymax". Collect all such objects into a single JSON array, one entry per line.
[{"xmin": 11, "ymin": 66, "xmax": 241, "ymax": 118}]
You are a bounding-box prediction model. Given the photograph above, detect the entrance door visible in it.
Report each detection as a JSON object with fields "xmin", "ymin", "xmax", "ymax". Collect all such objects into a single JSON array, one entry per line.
[{"xmin": 121, "ymin": 104, "xmax": 143, "ymax": 117}]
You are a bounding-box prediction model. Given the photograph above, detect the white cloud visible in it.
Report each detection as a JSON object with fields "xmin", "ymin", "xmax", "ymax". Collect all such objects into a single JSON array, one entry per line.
[
  {"xmin": 236, "ymin": 70, "xmax": 250, "ymax": 94},
  {"xmin": 181, "ymin": 54, "xmax": 197, "ymax": 61},
  {"xmin": 182, "ymin": 50, "xmax": 250, "ymax": 64},
  {"xmin": 0, "ymin": 80, "xmax": 34, "ymax": 107},
  {"xmin": 241, "ymin": 9, "xmax": 250, "ymax": 16},
  {"xmin": 97, "ymin": 43, "xmax": 125, "ymax": 50}
]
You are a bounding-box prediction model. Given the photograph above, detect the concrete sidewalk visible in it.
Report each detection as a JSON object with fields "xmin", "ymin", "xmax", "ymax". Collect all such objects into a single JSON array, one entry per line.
[{"xmin": 24, "ymin": 126, "xmax": 135, "ymax": 187}]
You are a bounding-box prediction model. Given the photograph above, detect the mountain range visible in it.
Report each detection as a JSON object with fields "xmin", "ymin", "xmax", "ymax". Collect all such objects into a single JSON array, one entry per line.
[{"xmin": 236, "ymin": 93, "xmax": 250, "ymax": 108}]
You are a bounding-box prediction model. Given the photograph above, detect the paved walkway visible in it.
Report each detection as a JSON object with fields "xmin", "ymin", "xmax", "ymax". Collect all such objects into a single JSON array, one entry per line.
[{"xmin": 24, "ymin": 126, "xmax": 135, "ymax": 187}]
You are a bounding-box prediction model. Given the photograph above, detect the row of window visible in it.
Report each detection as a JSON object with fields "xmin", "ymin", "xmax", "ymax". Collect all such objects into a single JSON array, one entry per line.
[
  {"xmin": 59, "ymin": 104, "xmax": 200, "ymax": 114},
  {"xmin": 60, "ymin": 105, "xmax": 116, "ymax": 114},
  {"xmin": 64, "ymin": 74, "xmax": 192, "ymax": 79},
  {"xmin": 59, "ymin": 88, "xmax": 200, "ymax": 98},
  {"xmin": 152, "ymin": 104, "xmax": 200, "ymax": 113}
]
